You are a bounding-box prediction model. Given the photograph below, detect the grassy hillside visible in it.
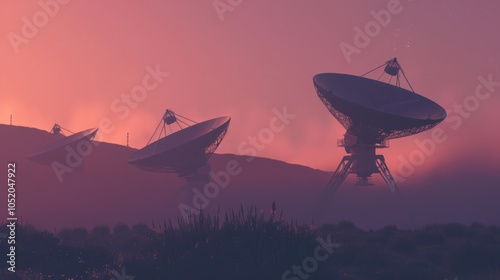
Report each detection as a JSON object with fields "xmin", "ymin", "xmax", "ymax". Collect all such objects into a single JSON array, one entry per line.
[{"xmin": 1, "ymin": 205, "xmax": 499, "ymax": 279}]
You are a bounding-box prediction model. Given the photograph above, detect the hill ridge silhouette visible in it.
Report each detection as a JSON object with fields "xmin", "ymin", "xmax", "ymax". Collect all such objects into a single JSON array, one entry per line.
[{"xmin": 1, "ymin": 124, "xmax": 498, "ymax": 230}]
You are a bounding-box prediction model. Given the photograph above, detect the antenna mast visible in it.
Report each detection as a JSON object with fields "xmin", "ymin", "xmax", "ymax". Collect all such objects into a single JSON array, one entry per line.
[{"xmin": 361, "ymin": 57, "xmax": 415, "ymax": 92}]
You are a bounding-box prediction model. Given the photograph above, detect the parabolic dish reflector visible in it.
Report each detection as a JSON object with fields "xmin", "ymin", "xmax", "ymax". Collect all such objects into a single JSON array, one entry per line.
[
  {"xmin": 28, "ymin": 128, "xmax": 98, "ymax": 165},
  {"xmin": 313, "ymin": 73, "xmax": 446, "ymax": 141},
  {"xmin": 128, "ymin": 116, "xmax": 230, "ymax": 176}
]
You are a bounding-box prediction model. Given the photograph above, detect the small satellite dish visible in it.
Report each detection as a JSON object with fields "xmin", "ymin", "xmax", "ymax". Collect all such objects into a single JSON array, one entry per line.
[
  {"xmin": 28, "ymin": 124, "xmax": 98, "ymax": 165},
  {"xmin": 52, "ymin": 123, "xmax": 62, "ymax": 134},
  {"xmin": 313, "ymin": 58, "xmax": 446, "ymax": 195},
  {"xmin": 128, "ymin": 109, "xmax": 231, "ymax": 177}
]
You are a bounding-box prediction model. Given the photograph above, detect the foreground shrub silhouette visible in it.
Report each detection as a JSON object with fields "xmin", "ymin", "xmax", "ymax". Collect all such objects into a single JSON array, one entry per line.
[
  {"xmin": 0, "ymin": 224, "xmax": 112, "ymax": 279},
  {"xmin": 126, "ymin": 205, "xmax": 331, "ymax": 280},
  {"xmin": 1, "ymin": 207, "xmax": 500, "ymax": 280}
]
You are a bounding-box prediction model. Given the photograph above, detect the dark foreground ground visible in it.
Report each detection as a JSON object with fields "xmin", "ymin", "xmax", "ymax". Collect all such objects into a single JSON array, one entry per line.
[{"xmin": 1, "ymin": 205, "xmax": 499, "ymax": 280}]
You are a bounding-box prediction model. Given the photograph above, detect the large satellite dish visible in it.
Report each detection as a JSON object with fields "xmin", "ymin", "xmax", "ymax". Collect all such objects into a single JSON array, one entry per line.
[
  {"xmin": 128, "ymin": 109, "xmax": 230, "ymax": 177},
  {"xmin": 28, "ymin": 124, "xmax": 98, "ymax": 165},
  {"xmin": 313, "ymin": 58, "xmax": 446, "ymax": 195}
]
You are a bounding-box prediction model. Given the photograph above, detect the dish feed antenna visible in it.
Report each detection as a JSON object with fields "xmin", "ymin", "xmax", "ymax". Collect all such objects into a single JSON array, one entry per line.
[
  {"xmin": 128, "ymin": 109, "xmax": 230, "ymax": 177},
  {"xmin": 28, "ymin": 124, "xmax": 98, "ymax": 165},
  {"xmin": 313, "ymin": 58, "xmax": 446, "ymax": 195}
]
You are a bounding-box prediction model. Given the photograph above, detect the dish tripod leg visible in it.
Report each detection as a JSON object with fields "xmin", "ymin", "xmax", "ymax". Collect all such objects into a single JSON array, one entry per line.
[
  {"xmin": 325, "ymin": 156, "xmax": 353, "ymax": 197},
  {"xmin": 315, "ymin": 156, "xmax": 353, "ymax": 218},
  {"xmin": 375, "ymin": 155, "xmax": 415, "ymax": 223},
  {"xmin": 375, "ymin": 155, "xmax": 400, "ymax": 195}
]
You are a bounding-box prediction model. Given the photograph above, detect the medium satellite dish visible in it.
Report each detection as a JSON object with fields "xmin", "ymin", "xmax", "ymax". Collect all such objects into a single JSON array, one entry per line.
[
  {"xmin": 128, "ymin": 109, "xmax": 231, "ymax": 177},
  {"xmin": 28, "ymin": 124, "xmax": 98, "ymax": 165},
  {"xmin": 313, "ymin": 58, "xmax": 446, "ymax": 195}
]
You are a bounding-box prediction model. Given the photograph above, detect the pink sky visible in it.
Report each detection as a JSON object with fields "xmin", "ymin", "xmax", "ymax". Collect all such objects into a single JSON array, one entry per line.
[{"xmin": 0, "ymin": 0, "xmax": 499, "ymax": 174}]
